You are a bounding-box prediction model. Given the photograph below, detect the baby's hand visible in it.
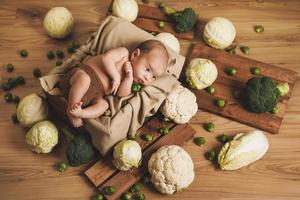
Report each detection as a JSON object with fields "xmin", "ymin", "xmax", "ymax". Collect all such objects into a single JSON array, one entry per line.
[{"xmin": 124, "ymin": 61, "xmax": 133, "ymax": 78}]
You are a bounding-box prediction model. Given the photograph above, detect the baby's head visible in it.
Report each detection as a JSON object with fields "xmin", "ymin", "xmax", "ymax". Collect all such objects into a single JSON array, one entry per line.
[{"xmin": 130, "ymin": 39, "xmax": 169, "ymax": 85}]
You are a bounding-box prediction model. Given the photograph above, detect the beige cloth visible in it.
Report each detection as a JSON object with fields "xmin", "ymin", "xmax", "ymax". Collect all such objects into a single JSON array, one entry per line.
[{"xmin": 39, "ymin": 16, "xmax": 185, "ymax": 156}]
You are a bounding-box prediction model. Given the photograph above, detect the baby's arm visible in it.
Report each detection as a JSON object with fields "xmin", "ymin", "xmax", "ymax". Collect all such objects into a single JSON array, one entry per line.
[
  {"xmin": 101, "ymin": 47, "xmax": 129, "ymax": 95},
  {"xmin": 117, "ymin": 61, "xmax": 133, "ymax": 97}
]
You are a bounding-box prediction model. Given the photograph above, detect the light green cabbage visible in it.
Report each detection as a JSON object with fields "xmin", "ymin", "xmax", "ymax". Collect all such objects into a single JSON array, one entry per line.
[
  {"xmin": 185, "ymin": 58, "xmax": 218, "ymax": 89},
  {"xmin": 156, "ymin": 32, "xmax": 181, "ymax": 54},
  {"xmin": 112, "ymin": 0, "xmax": 138, "ymax": 22},
  {"xmin": 43, "ymin": 7, "xmax": 74, "ymax": 39},
  {"xmin": 26, "ymin": 120, "xmax": 59, "ymax": 153},
  {"xmin": 203, "ymin": 17, "xmax": 236, "ymax": 49},
  {"xmin": 218, "ymin": 130, "xmax": 269, "ymax": 170},
  {"xmin": 277, "ymin": 82, "xmax": 289, "ymax": 96},
  {"xmin": 112, "ymin": 140, "xmax": 142, "ymax": 171},
  {"xmin": 17, "ymin": 93, "xmax": 48, "ymax": 128}
]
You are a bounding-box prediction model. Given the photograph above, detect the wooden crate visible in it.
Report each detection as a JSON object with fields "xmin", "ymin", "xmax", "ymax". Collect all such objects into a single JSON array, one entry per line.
[{"xmin": 186, "ymin": 43, "xmax": 297, "ymax": 134}]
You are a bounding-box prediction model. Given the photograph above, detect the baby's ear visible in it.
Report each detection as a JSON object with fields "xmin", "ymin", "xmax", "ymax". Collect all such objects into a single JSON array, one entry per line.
[{"xmin": 130, "ymin": 48, "xmax": 140, "ymax": 61}]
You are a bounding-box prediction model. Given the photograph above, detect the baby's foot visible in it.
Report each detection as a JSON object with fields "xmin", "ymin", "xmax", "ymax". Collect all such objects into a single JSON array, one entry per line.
[
  {"xmin": 66, "ymin": 109, "xmax": 83, "ymax": 128},
  {"xmin": 69, "ymin": 102, "xmax": 83, "ymax": 118}
]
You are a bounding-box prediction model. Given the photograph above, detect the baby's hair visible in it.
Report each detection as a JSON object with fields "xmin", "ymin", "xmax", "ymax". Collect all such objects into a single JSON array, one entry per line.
[{"xmin": 135, "ymin": 39, "xmax": 169, "ymax": 62}]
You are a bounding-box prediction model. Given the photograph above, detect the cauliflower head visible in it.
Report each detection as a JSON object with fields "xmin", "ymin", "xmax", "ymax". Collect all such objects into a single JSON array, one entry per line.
[
  {"xmin": 160, "ymin": 85, "xmax": 198, "ymax": 124},
  {"xmin": 17, "ymin": 93, "xmax": 48, "ymax": 128},
  {"xmin": 185, "ymin": 58, "xmax": 218, "ymax": 90},
  {"xmin": 112, "ymin": 0, "xmax": 138, "ymax": 22},
  {"xmin": 148, "ymin": 145, "xmax": 194, "ymax": 194},
  {"xmin": 203, "ymin": 17, "xmax": 236, "ymax": 49},
  {"xmin": 112, "ymin": 139, "xmax": 142, "ymax": 171},
  {"xmin": 218, "ymin": 130, "xmax": 269, "ymax": 170},
  {"xmin": 26, "ymin": 120, "xmax": 59, "ymax": 153},
  {"xmin": 156, "ymin": 32, "xmax": 181, "ymax": 54}
]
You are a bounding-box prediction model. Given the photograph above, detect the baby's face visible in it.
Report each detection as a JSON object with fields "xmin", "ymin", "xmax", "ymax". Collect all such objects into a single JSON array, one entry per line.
[{"xmin": 130, "ymin": 49, "xmax": 168, "ymax": 85}]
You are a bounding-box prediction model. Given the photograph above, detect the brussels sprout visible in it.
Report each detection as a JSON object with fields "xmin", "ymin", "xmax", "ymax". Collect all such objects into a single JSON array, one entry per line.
[
  {"xmin": 135, "ymin": 193, "xmax": 145, "ymax": 200},
  {"xmin": 157, "ymin": 21, "xmax": 165, "ymax": 29},
  {"xmin": 16, "ymin": 76, "xmax": 25, "ymax": 85},
  {"xmin": 20, "ymin": 49, "xmax": 28, "ymax": 57},
  {"xmin": 240, "ymin": 46, "xmax": 250, "ymax": 54},
  {"xmin": 194, "ymin": 137, "xmax": 205, "ymax": 146},
  {"xmin": 6, "ymin": 63, "xmax": 14, "ymax": 72},
  {"xmin": 57, "ymin": 161, "xmax": 68, "ymax": 172},
  {"xmin": 56, "ymin": 50, "xmax": 64, "ymax": 59},
  {"xmin": 95, "ymin": 193, "xmax": 104, "ymax": 200},
  {"xmin": 33, "ymin": 68, "xmax": 42, "ymax": 78},
  {"xmin": 112, "ymin": 140, "xmax": 142, "ymax": 171},
  {"xmin": 16, "ymin": 93, "xmax": 48, "ymax": 127},
  {"xmin": 204, "ymin": 122, "xmax": 214, "ymax": 132},
  {"xmin": 26, "ymin": 120, "xmax": 58, "ymax": 153},
  {"xmin": 206, "ymin": 86, "xmax": 215, "ymax": 94},
  {"xmin": 104, "ymin": 186, "xmax": 116, "ymax": 195},
  {"xmin": 216, "ymin": 99, "xmax": 226, "ymax": 108},
  {"xmin": 47, "ymin": 51, "xmax": 55, "ymax": 59},
  {"xmin": 254, "ymin": 25, "xmax": 264, "ymax": 33},
  {"xmin": 207, "ymin": 150, "xmax": 217, "ymax": 161},
  {"xmin": 251, "ymin": 67, "xmax": 261, "ymax": 75},
  {"xmin": 160, "ymin": 127, "xmax": 169, "ymax": 135},
  {"xmin": 129, "ymin": 183, "xmax": 141, "ymax": 193},
  {"xmin": 56, "ymin": 60, "xmax": 62, "ymax": 66}
]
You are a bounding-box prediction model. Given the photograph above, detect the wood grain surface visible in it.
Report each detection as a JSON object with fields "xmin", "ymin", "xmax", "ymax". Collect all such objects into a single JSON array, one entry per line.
[{"xmin": 0, "ymin": 0, "xmax": 300, "ymax": 200}]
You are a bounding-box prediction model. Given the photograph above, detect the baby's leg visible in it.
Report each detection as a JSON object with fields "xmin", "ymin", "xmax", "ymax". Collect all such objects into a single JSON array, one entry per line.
[
  {"xmin": 67, "ymin": 69, "xmax": 91, "ymax": 127},
  {"xmin": 70, "ymin": 97, "xmax": 109, "ymax": 119}
]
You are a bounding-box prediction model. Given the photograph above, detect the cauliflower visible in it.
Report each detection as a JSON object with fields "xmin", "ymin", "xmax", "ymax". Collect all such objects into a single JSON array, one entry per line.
[
  {"xmin": 160, "ymin": 85, "xmax": 198, "ymax": 124},
  {"xmin": 25, "ymin": 120, "xmax": 59, "ymax": 153},
  {"xmin": 112, "ymin": 140, "xmax": 142, "ymax": 171},
  {"xmin": 185, "ymin": 58, "xmax": 218, "ymax": 90},
  {"xmin": 218, "ymin": 130, "xmax": 269, "ymax": 170},
  {"xmin": 148, "ymin": 145, "xmax": 194, "ymax": 194},
  {"xmin": 17, "ymin": 93, "xmax": 48, "ymax": 128},
  {"xmin": 203, "ymin": 17, "xmax": 236, "ymax": 49},
  {"xmin": 156, "ymin": 32, "xmax": 181, "ymax": 54}
]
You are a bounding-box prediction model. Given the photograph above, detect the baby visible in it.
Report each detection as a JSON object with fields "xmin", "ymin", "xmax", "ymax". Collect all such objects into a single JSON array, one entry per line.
[{"xmin": 62, "ymin": 39, "xmax": 169, "ymax": 127}]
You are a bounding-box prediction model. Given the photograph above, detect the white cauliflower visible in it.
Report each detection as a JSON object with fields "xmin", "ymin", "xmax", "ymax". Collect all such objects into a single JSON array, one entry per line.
[
  {"xmin": 160, "ymin": 86, "xmax": 198, "ymax": 124},
  {"xmin": 148, "ymin": 145, "xmax": 195, "ymax": 195},
  {"xmin": 156, "ymin": 32, "xmax": 181, "ymax": 54}
]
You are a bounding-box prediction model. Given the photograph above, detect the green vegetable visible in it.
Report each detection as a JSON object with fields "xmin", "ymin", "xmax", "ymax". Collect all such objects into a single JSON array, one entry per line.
[
  {"xmin": 207, "ymin": 150, "xmax": 217, "ymax": 161},
  {"xmin": 121, "ymin": 191, "xmax": 132, "ymax": 200},
  {"xmin": 206, "ymin": 86, "xmax": 215, "ymax": 94},
  {"xmin": 20, "ymin": 49, "xmax": 28, "ymax": 57},
  {"xmin": 254, "ymin": 25, "xmax": 264, "ymax": 33},
  {"xmin": 6, "ymin": 63, "xmax": 14, "ymax": 72},
  {"xmin": 56, "ymin": 50, "xmax": 64, "ymax": 59},
  {"xmin": 67, "ymin": 46, "xmax": 75, "ymax": 54},
  {"xmin": 104, "ymin": 186, "xmax": 116, "ymax": 195},
  {"xmin": 243, "ymin": 77, "xmax": 280, "ymax": 113},
  {"xmin": 56, "ymin": 60, "xmax": 63, "ymax": 66},
  {"xmin": 47, "ymin": 51, "xmax": 55, "ymax": 59},
  {"xmin": 1, "ymin": 82, "xmax": 11, "ymax": 91},
  {"xmin": 270, "ymin": 106, "xmax": 279, "ymax": 114},
  {"xmin": 67, "ymin": 40, "xmax": 80, "ymax": 54},
  {"xmin": 204, "ymin": 122, "xmax": 214, "ymax": 132},
  {"xmin": 225, "ymin": 46, "xmax": 236, "ymax": 54},
  {"xmin": 57, "ymin": 161, "xmax": 68, "ymax": 172},
  {"xmin": 251, "ymin": 67, "xmax": 261, "ymax": 75},
  {"xmin": 157, "ymin": 21, "xmax": 165, "ymax": 29},
  {"xmin": 132, "ymin": 83, "xmax": 142, "ymax": 92},
  {"xmin": 33, "ymin": 68, "xmax": 42, "ymax": 78},
  {"xmin": 16, "ymin": 76, "xmax": 25, "ymax": 85},
  {"xmin": 71, "ymin": 40, "xmax": 80, "ymax": 49},
  {"xmin": 225, "ymin": 67, "xmax": 237, "ymax": 75},
  {"xmin": 160, "ymin": 127, "xmax": 169, "ymax": 135},
  {"xmin": 217, "ymin": 134, "xmax": 230, "ymax": 143},
  {"xmin": 135, "ymin": 193, "xmax": 145, "ymax": 200},
  {"xmin": 62, "ymin": 127, "xmax": 95, "ymax": 166},
  {"xmin": 158, "ymin": 2, "xmax": 165, "ymax": 8},
  {"xmin": 240, "ymin": 46, "xmax": 250, "ymax": 54},
  {"xmin": 11, "ymin": 113, "xmax": 19, "ymax": 124},
  {"xmin": 141, "ymin": 133, "xmax": 153, "ymax": 142},
  {"xmin": 166, "ymin": 7, "xmax": 197, "ymax": 33},
  {"xmin": 216, "ymin": 99, "xmax": 226, "ymax": 108},
  {"xmin": 277, "ymin": 82, "xmax": 289, "ymax": 96},
  {"xmin": 4, "ymin": 92, "xmax": 13, "ymax": 102},
  {"xmin": 104, "ymin": 109, "xmax": 111, "ymax": 117},
  {"xmin": 142, "ymin": 0, "xmax": 149, "ymax": 4},
  {"xmin": 130, "ymin": 183, "xmax": 141, "ymax": 193},
  {"xmin": 95, "ymin": 193, "xmax": 104, "ymax": 200},
  {"xmin": 193, "ymin": 136, "xmax": 205, "ymax": 146},
  {"xmin": 12, "ymin": 95, "xmax": 20, "ymax": 104}
]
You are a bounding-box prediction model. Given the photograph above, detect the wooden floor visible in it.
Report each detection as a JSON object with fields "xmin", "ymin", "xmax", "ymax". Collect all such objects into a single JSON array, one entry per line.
[{"xmin": 1, "ymin": 0, "xmax": 300, "ymax": 199}]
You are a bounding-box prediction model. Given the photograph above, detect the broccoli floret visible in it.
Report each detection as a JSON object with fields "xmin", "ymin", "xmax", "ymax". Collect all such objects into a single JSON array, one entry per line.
[
  {"xmin": 163, "ymin": 7, "xmax": 197, "ymax": 33},
  {"xmin": 243, "ymin": 77, "xmax": 280, "ymax": 113},
  {"xmin": 62, "ymin": 127, "xmax": 95, "ymax": 166}
]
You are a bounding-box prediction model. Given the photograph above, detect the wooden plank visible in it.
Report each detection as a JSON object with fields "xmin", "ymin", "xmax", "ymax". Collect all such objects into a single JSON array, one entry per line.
[
  {"xmin": 187, "ymin": 43, "xmax": 298, "ymax": 134},
  {"xmin": 84, "ymin": 117, "xmax": 176, "ymax": 187},
  {"xmin": 98, "ymin": 123, "xmax": 196, "ymax": 200}
]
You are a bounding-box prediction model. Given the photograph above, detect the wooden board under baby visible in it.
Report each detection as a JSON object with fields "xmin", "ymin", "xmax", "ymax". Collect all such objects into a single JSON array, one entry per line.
[
  {"xmin": 84, "ymin": 120, "xmax": 196, "ymax": 200},
  {"xmin": 185, "ymin": 42, "xmax": 297, "ymax": 134},
  {"xmin": 107, "ymin": 3, "xmax": 196, "ymax": 40}
]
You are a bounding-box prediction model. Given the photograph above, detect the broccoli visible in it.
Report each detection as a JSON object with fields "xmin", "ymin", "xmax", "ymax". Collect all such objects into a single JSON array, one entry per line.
[
  {"xmin": 243, "ymin": 77, "xmax": 280, "ymax": 113},
  {"xmin": 61, "ymin": 127, "xmax": 95, "ymax": 167},
  {"xmin": 163, "ymin": 6, "xmax": 197, "ymax": 33}
]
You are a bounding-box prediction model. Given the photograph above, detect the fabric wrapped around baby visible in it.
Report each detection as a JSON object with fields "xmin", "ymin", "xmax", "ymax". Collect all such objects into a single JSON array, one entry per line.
[{"xmin": 39, "ymin": 16, "xmax": 185, "ymax": 156}]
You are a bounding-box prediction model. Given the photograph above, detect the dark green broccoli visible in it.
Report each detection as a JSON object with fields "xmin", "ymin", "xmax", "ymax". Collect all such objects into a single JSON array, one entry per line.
[
  {"xmin": 61, "ymin": 127, "xmax": 95, "ymax": 167},
  {"xmin": 243, "ymin": 77, "xmax": 280, "ymax": 113},
  {"xmin": 164, "ymin": 7, "xmax": 197, "ymax": 33}
]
